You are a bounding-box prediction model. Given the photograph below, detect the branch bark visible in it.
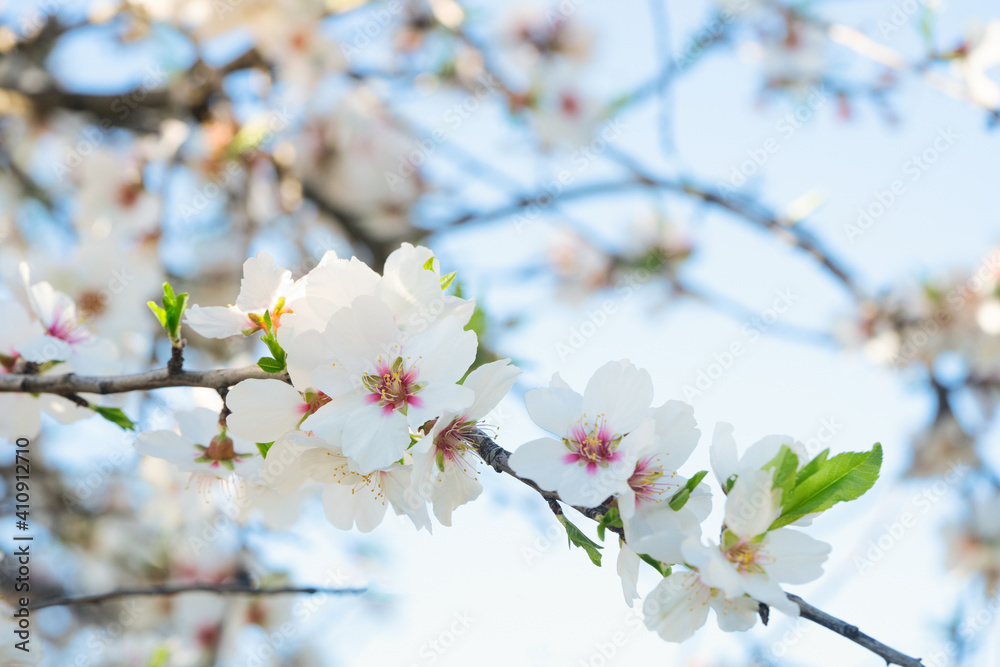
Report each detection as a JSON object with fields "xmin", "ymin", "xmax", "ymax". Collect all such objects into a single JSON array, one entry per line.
[{"xmin": 30, "ymin": 584, "xmax": 366, "ymax": 610}]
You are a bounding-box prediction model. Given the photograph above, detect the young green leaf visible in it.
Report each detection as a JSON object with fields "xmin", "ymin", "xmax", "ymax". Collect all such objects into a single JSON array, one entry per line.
[
  {"xmin": 795, "ymin": 448, "xmax": 830, "ymax": 486},
  {"xmin": 558, "ymin": 515, "xmax": 603, "ymax": 567},
  {"xmin": 257, "ymin": 357, "xmax": 286, "ymax": 374},
  {"xmin": 422, "ymin": 256, "xmax": 435, "ymax": 271},
  {"xmin": 256, "ymin": 442, "xmax": 274, "ymax": 458},
  {"xmin": 668, "ymin": 470, "xmax": 709, "ymax": 511},
  {"xmin": 439, "ymin": 271, "xmax": 457, "ymax": 291},
  {"xmin": 761, "ymin": 445, "xmax": 799, "ymax": 504},
  {"xmin": 638, "ymin": 553, "xmax": 673, "ymax": 577},
  {"xmin": 770, "ymin": 443, "xmax": 882, "ymax": 530},
  {"xmin": 93, "ymin": 406, "xmax": 137, "ymax": 431},
  {"xmin": 596, "ymin": 507, "xmax": 623, "ymax": 542}
]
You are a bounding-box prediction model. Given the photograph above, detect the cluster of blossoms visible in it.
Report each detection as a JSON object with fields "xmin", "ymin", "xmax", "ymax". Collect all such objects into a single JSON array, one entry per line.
[
  {"xmin": 129, "ymin": 245, "xmax": 880, "ymax": 644},
  {"xmin": 139, "ymin": 244, "xmax": 518, "ymax": 532},
  {"xmin": 508, "ymin": 364, "xmax": 868, "ymax": 641}
]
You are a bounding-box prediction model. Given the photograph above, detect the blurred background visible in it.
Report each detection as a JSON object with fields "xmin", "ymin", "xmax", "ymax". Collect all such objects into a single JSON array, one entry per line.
[{"xmin": 1, "ymin": 0, "xmax": 999, "ymax": 664}]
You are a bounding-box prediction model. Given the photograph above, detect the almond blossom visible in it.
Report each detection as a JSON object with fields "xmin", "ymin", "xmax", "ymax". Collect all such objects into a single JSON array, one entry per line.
[
  {"xmin": 265, "ymin": 433, "xmax": 430, "ymax": 533},
  {"xmin": 644, "ymin": 468, "xmax": 831, "ymax": 641},
  {"xmin": 15, "ymin": 265, "xmax": 120, "ymax": 375},
  {"xmin": 301, "ymin": 294, "xmax": 477, "ymax": 473},
  {"xmin": 185, "ymin": 252, "xmax": 304, "ymax": 339},
  {"xmin": 135, "ymin": 407, "xmax": 262, "ymax": 481},
  {"xmin": 508, "ymin": 360, "xmax": 655, "ymax": 508},
  {"xmin": 408, "ymin": 358, "xmax": 522, "ymax": 526}
]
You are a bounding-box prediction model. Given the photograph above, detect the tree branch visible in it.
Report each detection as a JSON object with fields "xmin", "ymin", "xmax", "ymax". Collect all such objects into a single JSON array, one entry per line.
[
  {"xmin": 0, "ymin": 365, "xmax": 286, "ymax": 396},
  {"xmin": 30, "ymin": 583, "xmax": 366, "ymax": 610},
  {"xmin": 789, "ymin": 595, "xmax": 925, "ymax": 666}
]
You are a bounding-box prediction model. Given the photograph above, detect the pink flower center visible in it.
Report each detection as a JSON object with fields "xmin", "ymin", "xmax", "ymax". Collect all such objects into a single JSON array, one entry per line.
[
  {"xmin": 628, "ymin": 457, "xmax": 673, "ymax": 506},
  {"xmin": 47, "ymin": 301, "xmax": 92, "ymax": 345},
  {"xmin": 363, "ymin": 357, "xmax": 423, "ymax": 416},
  {"xmin": 563, "ymin": 418, "xmax": 622, "ymax": 473}
]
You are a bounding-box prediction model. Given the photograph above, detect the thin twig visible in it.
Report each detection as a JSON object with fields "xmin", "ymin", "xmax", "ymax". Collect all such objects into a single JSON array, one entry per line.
[{"xmin": 30, "ymin": 584, "xmax": 367, "ymax": 610}]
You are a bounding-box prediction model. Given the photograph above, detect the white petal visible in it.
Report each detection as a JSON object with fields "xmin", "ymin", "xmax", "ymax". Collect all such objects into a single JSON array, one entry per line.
[
  {"xmin": 710, "ymin": 593, "xmax": 759, "ymax": 633},
  {"xmin": 405, "ymin": 316, "xmax": 477, "ymax": 385},
  {"xmin": 235, "ymin": 252, "xmax": 294, "ymax": 312},
  {"xmin": 643, "ymin": 572, "xmax": 712, "ymax": 643},
  {"xmin": 739, "ymin": 573, "xmax": 799, "ymax": 617},
  {"xmin": 15, "ymin": 334, "xmax": 70, "ymax": 363},
  {"xmin": 322, "ymin": 479, "xmax": 387, "ymax": 532},
  {"xmin": 711, "ymin": 422, "xmax": 739, "ymax": 489},
  {"xmin": 226, "ymin": 379, "xmax": 305, "ymax": 443},
  {"xmin": 507, "ymin": 437, "xmax": 570, "ymax": 492},
  {"xmin": 462, "ymin": 359, "xmax": 522, "ymax": 421},
  {"xmin": 725, "ymin": 468, "xmax": 781, "ymax": 539},
  {"xmin": 184, "ymin": 305, "xmax": 251, "ymax": 339},
  {"xmin": 524, "ymin": 386, "xmax": 582, "ymax": 436},
  {"xmin": 761, "ymin": 529, "xmax": 831, "ymax": 584},
  {"xmin": 649, "ymin": 400, "xmax": 700, "ymax": 466},
  {"xmin": 135, "ymin": 430, "xmax": 190, "ymax": 463},
  {"xmin": 617, "ymin": 543, "xmax": 641, "ymax": 608},
  {"xmin": 176, "ymin": 408, "xmax": 220, "ymax": 444},
  {"xmin": 581, "ymin": 360, "xmax": 653, "ymax": 434},
  {"xmin": 406, "ymin": 383, "xmax": 474, "ymax": 428},
  {"xmin": 341, "ymin": 403, "xmax": 410, "ymax": 473}
]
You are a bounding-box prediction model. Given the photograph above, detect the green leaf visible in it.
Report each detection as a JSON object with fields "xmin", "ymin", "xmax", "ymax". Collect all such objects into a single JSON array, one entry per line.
[
  {"xmin": 668, "ymin": 470, "xmax": 709, "ymax": 511},
  {"xmin": 439, "ymin": 271, "xmax": 457, "ymax": 291},
  {"xmin": 795, "ymin": 449, "xmax": 829, "ymax": 486},
  {"xmin": 638, "ymin": 553, "xmax": 672, "ymax": 577},
  {"xmin": 558, "ymin": 515, "xmax": 603, "ymax": 567},
  {"xmin": 146, "ymin": 646, "xmax": 170, "ymax": 667},
  {"xmin": 761, "ymin": 445, "xmax": 799, "ymax": 503},
  {"xmin": 93, "ymin": 406, "xmax": 136, "ymax": 431},
  {"xmin": 149, "ymin": 283, "xmax": 188, "ymax": 341},
  {"xmin": 256, "ymin": 442, "xmax": 274, "ymax": 458},
  {"xmin": 147, "ymin": 301, "xmax": 167, "ymax": 327},
  {"xmin": 770, "ymin": 443, "xmax": 882, "ymax": 530},
  {"xmin": 422, "ymin": 256, "xmax": 435, "ymax": 271},
  {"xmin": 596, "ymin": 508, "xmax": 623, "ymax": 542},
  {"xmin": 257, "ymin": 357, "xmax": 286, "ymax": 374}
]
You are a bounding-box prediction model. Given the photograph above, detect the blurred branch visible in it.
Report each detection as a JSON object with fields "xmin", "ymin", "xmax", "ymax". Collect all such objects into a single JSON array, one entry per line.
[
  {"xmin": 0, "ymin": 365, "xmax": 286, "ymax": 396},
  {"xmin": 30, "ymin": 583, "xmax": 367, "ymax": 610}
]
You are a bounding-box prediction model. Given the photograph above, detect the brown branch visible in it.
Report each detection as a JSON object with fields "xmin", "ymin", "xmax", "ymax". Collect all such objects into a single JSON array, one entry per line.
[
  {"xmin": 30, "ymin": 583, "xmax": 366, "ymax": 610},
  {"xmin": 0, "ymin": 365, "xmax": 287, "ymax": 397},
  {"xmin": 789, "ymin": 595, "xmax": 925, "ymax": 666}
]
